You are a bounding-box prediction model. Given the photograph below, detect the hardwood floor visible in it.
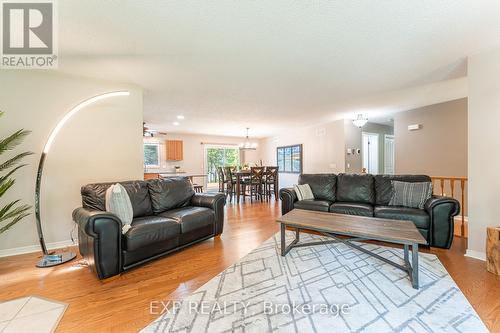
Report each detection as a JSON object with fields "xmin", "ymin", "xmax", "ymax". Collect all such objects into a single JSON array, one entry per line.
[{"xmin": 0, "ymin": 200, "xmax": 499, "ymax": 332}]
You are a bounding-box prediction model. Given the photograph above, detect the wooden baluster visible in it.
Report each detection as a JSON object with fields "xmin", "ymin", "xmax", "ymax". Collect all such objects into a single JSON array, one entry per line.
[
  {"xmin": 450, "ymin": 179, "xmax": 455, "ymax": 198},
  {"xmin": 460, "ymin": 179, "xmax": 466, "ymax": 237},
  {"xmin": 440, "ymin": 178, "xmax": 445, "ymax": 196}
]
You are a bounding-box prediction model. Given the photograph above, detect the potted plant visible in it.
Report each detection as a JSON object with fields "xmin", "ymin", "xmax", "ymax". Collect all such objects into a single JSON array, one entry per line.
[{"xmin": 0, "ymin": 111, "xmax": 33, "ymax": 234}]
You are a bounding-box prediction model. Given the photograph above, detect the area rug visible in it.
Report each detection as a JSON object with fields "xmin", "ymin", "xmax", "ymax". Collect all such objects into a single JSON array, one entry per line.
[
  {"xmin": 0, "ymin": 295, "xmax": 67, "ymax": 333},
  {"xmin": 142, "ymin": 231, "xmax": 488, "ymax": 333}
]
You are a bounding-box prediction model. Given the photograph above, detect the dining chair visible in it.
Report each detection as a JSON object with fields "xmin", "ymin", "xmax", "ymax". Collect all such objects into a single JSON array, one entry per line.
[
  {"xmin": 216, "ymin": 166, "xmax": 225, "ymax": 192},
  {"xmin": 223, "ymin": 166, "xmax": 237, "ymax": 202},
  {"xmin": 264, "ymin": 166, "xmax": 279, "ymax": 201},
  {"xmin": 248, "ymin": 167, "xmax": 265, "ymax": 202}
]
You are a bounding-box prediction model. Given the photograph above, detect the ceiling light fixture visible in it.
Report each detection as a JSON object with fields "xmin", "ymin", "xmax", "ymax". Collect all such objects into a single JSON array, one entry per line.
[
  {"xmin": 176, "ymin": 115, "xmax": 184, "ymax": 120},
  {"xmin": 173, "ymin": 121, "xmax": 180, "ymax": 126},
  {"xmin": 239, "ymin": 127, "xmax": 257, "ymax": 150},
  {"xmin": 353, "ymin": 114, "xmax": 368, "ymax": 128}
]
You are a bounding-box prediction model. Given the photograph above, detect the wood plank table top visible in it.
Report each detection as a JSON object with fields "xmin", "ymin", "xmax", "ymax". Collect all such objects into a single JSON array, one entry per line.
[{"xmin": 277, "ymin": 209, "xmax": 427, "ymax": 245}]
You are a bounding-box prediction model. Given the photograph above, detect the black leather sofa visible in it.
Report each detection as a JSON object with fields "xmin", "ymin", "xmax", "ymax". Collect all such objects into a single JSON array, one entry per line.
[
  {"xmin": 279, "ymin": 174, "xmax": 460, "ymax": 249},
  {"xmin": 72, "ymin": 177, "xmax": 225, "ymax": 279}
]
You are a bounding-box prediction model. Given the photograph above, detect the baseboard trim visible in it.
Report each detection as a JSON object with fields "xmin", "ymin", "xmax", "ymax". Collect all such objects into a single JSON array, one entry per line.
[
  {"xmin": 465, "ymin": 249, "xmax": 486, "ymax": 261},
  {"xmin": 0, "ymin": 240, "xmax": 77, "ymax": 258}
]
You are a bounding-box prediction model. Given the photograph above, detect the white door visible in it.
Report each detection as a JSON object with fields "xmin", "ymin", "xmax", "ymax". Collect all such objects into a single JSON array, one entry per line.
[
  {"xmin": 384, "ymin": 135, "xmax": 395, "ymax": 174},
  {"xmin": 362, "ymin": 133, "xmax": 379, "ymax": 174}
]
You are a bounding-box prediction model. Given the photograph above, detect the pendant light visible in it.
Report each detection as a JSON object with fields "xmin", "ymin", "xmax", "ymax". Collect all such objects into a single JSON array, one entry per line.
[
  {"xmin": 239, "ymin": 127, "xmax": 257, "ymax": 150},
  {"xmin": 353, "ymin": 114, "xmax": 368, "ymax": 128}
]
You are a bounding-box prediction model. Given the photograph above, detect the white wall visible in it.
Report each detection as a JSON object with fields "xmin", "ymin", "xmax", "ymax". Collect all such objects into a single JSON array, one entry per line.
[
  {"xmin": 0, "ymin": 71, "xmax": 143, "ymax": 255},
  {"xmin": 467, "ymin": 48, "xmax": 500, "ymax": 260},
  {"xmin": 259, "ymin": 120, "xmax": 345, "ymax": 188}
]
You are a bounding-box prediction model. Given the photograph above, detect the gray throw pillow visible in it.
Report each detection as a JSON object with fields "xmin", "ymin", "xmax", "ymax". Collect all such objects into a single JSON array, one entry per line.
[
  {"xmin": 389, "ymin": 181, "xmax": 433, "ymax": 209},
  {"xmin": 105, "ymin": 183, "xmax": 133, "ymax": 234},
  {"xmin": 294, "ymin": 184, "xmax": 315, "ymax": 201}
]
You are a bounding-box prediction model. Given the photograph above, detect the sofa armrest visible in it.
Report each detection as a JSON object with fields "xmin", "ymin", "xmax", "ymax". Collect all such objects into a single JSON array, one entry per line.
[
  {"xmin": 279, "ymin": 187, "xmax": 297, "ymax": 215},
  {"xmin": 72, "ymin": 208, "xmax": 123, "ymax": 279},
  {"xmin": 191, "ymin": 193, "xmax": 226, "ymax": 235},
  {"xmin": 424, "ymin": 196, "xmax": 460, "ymax": 249}
]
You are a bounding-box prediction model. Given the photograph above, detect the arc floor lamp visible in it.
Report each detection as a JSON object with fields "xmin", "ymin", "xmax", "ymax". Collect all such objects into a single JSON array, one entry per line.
[{"xmin": 36, "ymin": 91, "xmax": 130, "ymax": 268}]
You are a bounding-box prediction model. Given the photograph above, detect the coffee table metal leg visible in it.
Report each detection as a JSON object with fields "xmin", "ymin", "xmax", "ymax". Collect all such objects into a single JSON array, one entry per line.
[
  {"xmin": 280, "ymin": 223, "xmax": 286, "ymax": 256},
  {"xmin": 411, "ymin": 243, "xmax": 419, "ymax": 289},
  {"xmin": 404, "ymin": 244, "xmax": 409, "ymax": 264},
  {"xmin": 280, "ymin": 224, "xmax": 300, "ymax": 256}
]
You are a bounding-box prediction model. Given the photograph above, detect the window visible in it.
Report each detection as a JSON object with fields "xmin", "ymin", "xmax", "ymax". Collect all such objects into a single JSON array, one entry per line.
[
  {"xmin": 277, "ymin": 144, "xmax": 302, "ymax": 173},
  {"xmin": 144, "ymin": 143, "xmax": 160, "ymax": 167},
  {"xmin": 205, "ymin": 145, "xmax": 240, "ymax": 184}
]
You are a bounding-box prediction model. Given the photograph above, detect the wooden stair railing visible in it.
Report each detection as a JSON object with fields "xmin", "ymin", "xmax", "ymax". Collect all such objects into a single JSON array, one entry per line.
[{"xmin": 430, "ymin": 176, "xmax": 468, "ymax": 237}]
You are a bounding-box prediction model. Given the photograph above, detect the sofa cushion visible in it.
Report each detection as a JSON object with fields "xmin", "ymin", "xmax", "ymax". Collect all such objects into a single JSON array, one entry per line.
[
  {"xmin": 336, "ymin": 174, "xmax": 375, "ymax": 204},
  {"xmin": 159, "ymin": 206, "xmax": 215, "ymax": 234},
  {"xmin": 374, "ymin": 175, "xmax": 431, "ymax": 206},
  {"xmin": 105, "ymin": 183, "xmax": 133, "ymax": 233},
  {"xmin": 294, "ymin": 199, "xmax": 332, "ymax": 212},
  {"xmin": 374, "ymin": 206, "xmax": 430, "ymax": 229},
  {"xmin": 294, "ymin": 184, "xmax": 314, "ymax": 201},
  {"xmin": 298, "ymin": 174, "xmax": 336, "ymax": 202},
  {"xmin": 330, "ymin": 202, "xmax": 373, "ymax": 217},
  {"xmin": 82, "ymin": 180, "xmax": 153, "ymax": 218},
  {"xmin": 124, "ymin": 216, "xmax": 180, "ymax": 251},
  {"xmin": 389, "ymin": 181, "xmax": 433, "ymax": 209},
  {"xmin": 147, "ymin": 177, "xmax": 195, "ymax": 214}
]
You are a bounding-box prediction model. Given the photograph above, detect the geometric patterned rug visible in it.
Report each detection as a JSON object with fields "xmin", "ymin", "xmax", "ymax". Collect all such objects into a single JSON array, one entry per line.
[
  {"xmin": 142, "ymin": 231, "xmax": 488, "ymax": 333},
  {"xmin": 0, "ymin": 296, "xmax": 67, "ymax": 333}
]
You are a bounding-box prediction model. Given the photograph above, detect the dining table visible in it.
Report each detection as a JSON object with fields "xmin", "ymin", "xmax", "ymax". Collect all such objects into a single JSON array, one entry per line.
[{"xmin": 233, "ymin": 169, "xmax": 279, "ymax": 203}]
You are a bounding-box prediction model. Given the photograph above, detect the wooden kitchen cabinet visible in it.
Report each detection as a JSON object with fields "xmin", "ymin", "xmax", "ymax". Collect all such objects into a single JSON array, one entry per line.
[{"xmin": 166, "ymin": 140, "xmax": 183, "ymax": 161}]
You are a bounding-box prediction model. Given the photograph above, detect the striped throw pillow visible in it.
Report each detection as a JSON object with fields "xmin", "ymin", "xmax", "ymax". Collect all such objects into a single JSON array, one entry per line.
[
  {"xmin": 389, "ymin": 181, "xmax": 433, "ymax": 209},
  {"xmin": 294, "ymin": 184, "xmax": 315, "ymax": 201},
  {"xmin": 105, "ymin": 183, "xmax": 134, "ymax": 234}
]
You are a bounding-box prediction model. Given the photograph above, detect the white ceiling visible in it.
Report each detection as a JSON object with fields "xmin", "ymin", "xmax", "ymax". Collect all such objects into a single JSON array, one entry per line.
[{"xmin": 57, "ymin": 0, "xmax": 500, "ymax": 137}]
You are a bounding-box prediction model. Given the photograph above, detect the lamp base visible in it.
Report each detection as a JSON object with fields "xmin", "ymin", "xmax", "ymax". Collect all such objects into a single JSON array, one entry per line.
[{"xmin": 36, "ymin": 252, "xmax": 77, "ymax": 268}]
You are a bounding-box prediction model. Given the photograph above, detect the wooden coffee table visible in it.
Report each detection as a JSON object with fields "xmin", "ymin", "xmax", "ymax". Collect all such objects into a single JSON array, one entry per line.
[{"xmin": 276, "ymin": 209, "xmax": 427, "ymax": 289}]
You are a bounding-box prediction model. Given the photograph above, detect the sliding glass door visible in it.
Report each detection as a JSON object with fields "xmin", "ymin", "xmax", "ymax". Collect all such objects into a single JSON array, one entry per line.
[{"xmin": 204, "ymin": 145, "xmax": 240, "ymax": 188}]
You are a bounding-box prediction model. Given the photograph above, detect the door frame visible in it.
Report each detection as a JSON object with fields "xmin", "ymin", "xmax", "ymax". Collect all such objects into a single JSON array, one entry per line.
[
  {"xmin": 362, "ymin": 132, "xmax": 379, "ymax": 174},
  {"xmin": 384, "ymin": 134, "xmax": 395, "ymax": 174}
]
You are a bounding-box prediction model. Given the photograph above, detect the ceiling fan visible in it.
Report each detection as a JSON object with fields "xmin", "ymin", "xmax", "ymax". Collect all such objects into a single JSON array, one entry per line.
[{"xmin": 143, "ymin": 122, "xmax": 167, "ymax": 137}]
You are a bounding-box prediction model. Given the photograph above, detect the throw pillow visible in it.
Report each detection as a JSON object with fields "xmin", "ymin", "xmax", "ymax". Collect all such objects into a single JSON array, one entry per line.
[
  {"xmin": 294, "ymin": 184, "xmax": 315, "ymax": 201},
  {"xmin": 105, "ymin": 183, "xmax": 133, "ymax": 234},
  {"xmin": 389, "ymin": 181, "xmax": 433, "ymax": 209}
]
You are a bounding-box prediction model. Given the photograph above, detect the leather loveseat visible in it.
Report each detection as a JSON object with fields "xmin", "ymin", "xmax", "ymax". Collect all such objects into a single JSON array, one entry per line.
[
  {"xmin": 72, "ymin": 177, "xmax": 225, "ymax": 279},
  {"xmin": 279, "ymin": 174, "xmax": 460, "ymax": 249}
]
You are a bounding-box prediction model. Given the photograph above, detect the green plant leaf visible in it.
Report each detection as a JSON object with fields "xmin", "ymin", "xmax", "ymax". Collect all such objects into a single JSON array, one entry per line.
[
  {"xmin": 0, "ymin": 164, "xmax": 26, "ymax": 184},
  {"xmin": 0, "ymin": 211, "xmax": 30, "ymax": 234},
  {"xmin": 0, "ymin": 111, "xmax": 32, "ymax": 234},
  {"xmin": 0, "ymin": 178, "xmax": 15, "ymax": 198},
  {"xmin": 0, "ymin": 129, "xmax": 31, "ymax": 155},
  {"xmin": 0, "ymin": 199, "xmax": 21, "ymax": 218},
  {"xmin": 0, "ymin": 152, "xmax": 33, "ymax": 172},
  {"xmin": 0, "ymin": 202, "xmax": 30, "ymax": 224}
]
